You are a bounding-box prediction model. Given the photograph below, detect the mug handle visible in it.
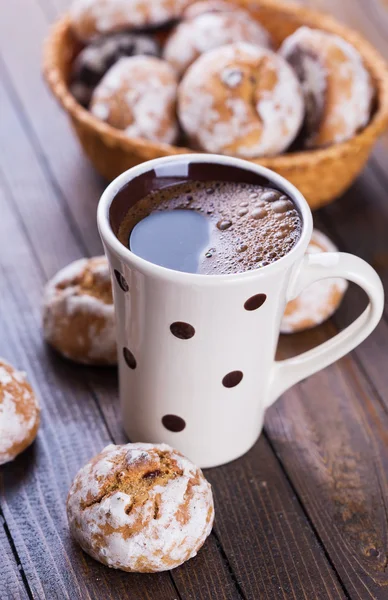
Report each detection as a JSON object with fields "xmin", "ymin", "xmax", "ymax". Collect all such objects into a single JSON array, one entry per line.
[{"xmin": 267, "ymin": 252, "xmax": 384, "ymax": 405}]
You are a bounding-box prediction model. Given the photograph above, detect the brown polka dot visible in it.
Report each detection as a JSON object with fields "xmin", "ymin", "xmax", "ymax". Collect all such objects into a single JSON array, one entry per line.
[
  {"xmin": 222, "ymin": 371, "xmax": 243, "ymax": 388},
  {"xmin": 162, "ymin": 415, "xmax": 186, "ymax": 432},
  {"xmin": 114, "ymin": 269, "xmax": 129, "ymax": 292},
  {"xmin": 123, "ymin": 347, "xmax": 136, "ymax": 369},
  {"xmin": 244, "ymin": 294, "xmax": 266, "ymax": 311},
  {"xmin": 170, "ymin": 322, "xmax": 195, "ymax": 340}
]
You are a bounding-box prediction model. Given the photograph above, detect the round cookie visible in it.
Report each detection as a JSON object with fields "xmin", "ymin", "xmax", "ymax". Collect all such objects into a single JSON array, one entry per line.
[
  {"xmin": 70, "ymin": 0, "xmax": 196, "ymax": 42},
  {"xmin": 70, "ymin": 32, "xmax": 160, "ymax": 107},
  {"xmin": 0, "ymin": 358, "xmax": 40, "ymax": 465},
  {"xmin": 42, "ymin": 256, "xmax": 116, "ymax": 365},
  {"xmin": 178, "ymin": 42, "xmax": 304, "ymax": 157},
  {"xmin": 281, "ymin": 230, "xmax": 348, "ymax": 334},
  {"xmin": 67, "ymin": 442, "xmax": 214, "ymax": 572},
  {"xmin": 164, "ymin": 3, "xmax": 271, "ymax": 76},
  {"xmin": 90, "ymin": 56, "xmax": 179, "ymax": 144},
  {"xmin": 280, "ymin": 26, "xmax": 373, "ymax": 148}
]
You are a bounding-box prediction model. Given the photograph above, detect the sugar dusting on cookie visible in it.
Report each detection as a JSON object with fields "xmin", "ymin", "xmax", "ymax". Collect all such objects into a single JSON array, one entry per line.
[
  {"xmin": 91, "ymin": 57, "xmax": 178, "ymax": 144},
  {"xmin": 163, "ymin": 9, "xmax": 271, "ymax": 76},
  {"xmin": 0, "ymin": 359, "xmax": 40, "ymax": 465},
  {"xmin": 280, "ymin": 27, "xmax": 373, "ymax": 147},
  {"xmin": 178, "ymin": 42, "xmax": 304, "ymax": 158},
  {"xmin": 42, "ymin": 256, "xmax": 117, "ymax": 365},
  {"xmin": 67, "ymin": 443, "xmax": 214, "ymax": 572}
]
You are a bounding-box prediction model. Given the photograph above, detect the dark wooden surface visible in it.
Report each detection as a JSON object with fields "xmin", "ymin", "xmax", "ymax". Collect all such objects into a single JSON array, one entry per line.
[{"xmin": 1, "ymin": 0, "xmax": 388, "ymax": 598}]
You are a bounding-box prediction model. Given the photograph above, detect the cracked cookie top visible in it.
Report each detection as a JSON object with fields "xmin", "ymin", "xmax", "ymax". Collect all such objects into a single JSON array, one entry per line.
[
  {"xmin": 178, "ymin": 42, "xmax": 304, "ymax": 158},
  {"xmin": 66, "ymin": 442, "xmax": 214, "ymax": 572}
]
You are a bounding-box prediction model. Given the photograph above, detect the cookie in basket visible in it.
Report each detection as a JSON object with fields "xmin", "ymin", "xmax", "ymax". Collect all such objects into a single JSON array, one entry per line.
[
  {"xmin": 164, "ymin": 1, "xmax": 271, "ymax": 76},
  {"xmin": 67, "ymin": 442, "xmax": 214, "ymax": 572},
  {"xmin": 70, "ymin": 32, "xmax": 160, "ymax": 106},
  {"xmin": 90, "ymin": 56, "xmax": 179, "ymax": 144},
  {"xmin": 70, "ymin": 0, "xmax": 197, "ymax": 41},
  {"xmin": 280, "ymin": 26, "xmax": 373, "ymax": 148},
  {"xmin": 178, "ymin": 42, "xmax": 304, "ymax": 157},
  {"xmin": 0, "ymin": 358, "xmax": 40, "ymax": 465},
  {"xmin": 42, "ymin": 256, "xmax": 116, "ymax": 365},
  {"xmin": 281, "ymin": 230, "xmax": 348, "ymax": 334}
]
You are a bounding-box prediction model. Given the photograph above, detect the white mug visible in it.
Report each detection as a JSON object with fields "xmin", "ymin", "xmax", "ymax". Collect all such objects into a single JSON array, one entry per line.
[{"xmin": 98, "ymin": 154, "xmax": 384, "ymax": 468}]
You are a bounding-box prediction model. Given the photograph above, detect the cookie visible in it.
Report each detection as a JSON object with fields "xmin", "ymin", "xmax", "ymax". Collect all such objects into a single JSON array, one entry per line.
[
  {"xmin": 42, "ymin": 256, "xmax": 116, "ymax": 365},
  {"xmin": 0, "ymin": 358, "xmax": 40, "ymax": 465},
  {"xmin": 67, "ymin": 443, "xmax": 214, "ymax": 572},
  {"xmin": 70, "ymin": 32, "xmax": 160, "ymax": 107},
  {"xmin": 70, "ymin": 0, "xmax": 196, "ymax": 41},
  {"xmin": 90, "ymin": 56, "xmax": 179, "ymax": 144},
  {"xmin": 164, "ymin": 2, "xmax": 271, "ymax": 76},
  {"xmin": 280, "ymin": 26, "xmax": 373, "ymax": 148},
  {"xmin": 281, "ymin": 230, "xmax": 348, "ymax": 334},
  {"xmin": 178, "ymin": 42, "xmax": 304, "ymax": 157}
]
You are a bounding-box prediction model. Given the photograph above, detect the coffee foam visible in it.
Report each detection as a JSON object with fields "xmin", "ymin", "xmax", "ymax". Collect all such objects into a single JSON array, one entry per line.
[{"xmin": 118, "ymin": 181, "xmax": 302, "ymax": 275}]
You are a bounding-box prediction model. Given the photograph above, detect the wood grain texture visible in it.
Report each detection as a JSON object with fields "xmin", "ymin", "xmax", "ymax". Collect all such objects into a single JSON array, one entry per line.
[
  {"xmin": 0, "ymin": 511, "xmax": 29, "ymax": 600},
  {"xmin": 207, "ymin": 437, "xmax": 346, "ymax": 600},
  {"xmin": 268, "ymin": 328, "xmax": 388, "ymax": 599}
]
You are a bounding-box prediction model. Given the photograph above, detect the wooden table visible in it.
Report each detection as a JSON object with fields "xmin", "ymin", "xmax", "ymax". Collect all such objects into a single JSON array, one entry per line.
[{"xmin": 1, "ymin": 0, "xmax": 388, "ymax": 598}]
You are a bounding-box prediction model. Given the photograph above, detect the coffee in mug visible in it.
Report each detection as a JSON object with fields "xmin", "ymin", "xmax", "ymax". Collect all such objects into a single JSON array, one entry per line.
[{"xmin": 117, "ymin": 181, "xmax": 302, "ymax": 275}]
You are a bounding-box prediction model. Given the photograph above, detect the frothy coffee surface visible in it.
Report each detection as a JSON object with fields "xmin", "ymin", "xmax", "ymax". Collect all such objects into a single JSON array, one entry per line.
[{"xmin": 118, "ymin": 181, "xmax": 302, "ymax": 275}]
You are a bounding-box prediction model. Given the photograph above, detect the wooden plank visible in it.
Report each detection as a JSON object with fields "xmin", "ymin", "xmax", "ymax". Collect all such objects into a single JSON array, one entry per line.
[
  {"xmin": 0, "ymin": 511, "xmax": 29, "ymax": 600},
  {"xmin": 0, "ymin": 0, "xmax": 104, "ymax": 258},
  {"xmin": 267, "ymin": 324, "xmax": 388, "ymax": 599},
  {"xmin": 206, "ymin": 437, "xmax": 346, "ymax": 600}
]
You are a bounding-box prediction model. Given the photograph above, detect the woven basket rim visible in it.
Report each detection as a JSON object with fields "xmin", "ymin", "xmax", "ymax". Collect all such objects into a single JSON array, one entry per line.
[{"xmin": 42, "ymin": 0, "xmax": 388, "ymax": 166}]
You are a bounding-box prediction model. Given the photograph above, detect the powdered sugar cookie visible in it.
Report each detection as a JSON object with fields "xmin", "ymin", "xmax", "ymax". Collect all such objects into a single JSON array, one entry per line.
[
  {"xmin": 178, "ymin": 42, "xmax": 304, "ymax": 157},
  {"xmin": 42, "ymin": 256, "xmax": 116, "ymax": 365},
  {"xmin": 280, "ymin": 27, "xmax": 373, "ymax": 148},
  {"xmin": 67, "ymin": 442, "xmax": 214, "ymax": 572},
  {"xmin": 0, "ymin": 358, "xmax": 40, "ymax": 465},
  {"xmin": 164, "ymin": 3, "xmax": 271, "ymax": 76},
  {"xmin": 281, "ymin": 230, "xmax": 348, "ymax": 334},
  {"xmin": 70, "ymin": 0, "xmax": 196, "ymax": 42},
  {"xmin": 70, "ymin": 32, "xmax": 160, "ymax": 107},
  {"xmin": 90, "ymin": 56, "xmax": 179, "ymax": 144}
]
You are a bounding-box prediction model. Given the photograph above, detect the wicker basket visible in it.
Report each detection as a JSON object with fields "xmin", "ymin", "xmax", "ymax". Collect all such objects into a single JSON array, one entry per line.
[{"xmin": 43, "ymin": 0, "xmax": 388, "ymax": 209}]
